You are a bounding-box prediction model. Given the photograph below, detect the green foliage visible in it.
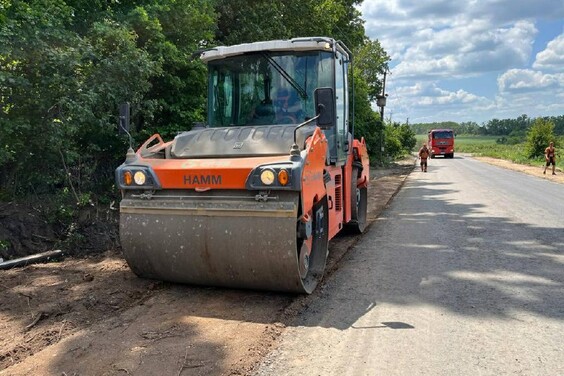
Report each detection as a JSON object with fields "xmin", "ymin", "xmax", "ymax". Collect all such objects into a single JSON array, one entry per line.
[
  {"xmin": 0, "ymin": 239, "xmax": 10, "ymax": 252},
  {"xmin": 396, "ymin": 123, "xmax": 417, "ymax": 152},
  {"xmin": 454, "ymin": 136, "xmax": 527, "ymax": 163},
  {"xmin": 355, "ymin": 39, "xmax": 389, "ymax": 101},
  {"xmin": 526, "ymin": 118, "xmax": 556, "ymax": 158},
  {"xmin": 215, "ymin": 0, "xmax": 366, "ymax": 50},
  {"xmin": 0, "ymin": 0, "xmax": 389, "ymax": 202},
  {"xmin": 129, "ymin": 0, "xmax": 215, "ymax": 138},
  {"xmin": 446, "ymin": 135, "xmax": 559, "ymax": 167},
  {"xmin": 496, "ymin": 135, "xmax": 523, "ymax": 145},
  {"xmin": 350, "ymin": 70, "xmax": 382, "ymax": 163},
  {"xmin": 0, "ymin": 0, "xmax": 216, "ymax": 198},
  {"xmin": 1, "ymin": 0, "xmax": 83, "ymax": 194},
  {"xmin": 378, "ymin": 122, "xmax": 417, "ymax": 161},
  {"xmin": 384, "ymin": 125, "xmax": 403, "ymax": 159}
]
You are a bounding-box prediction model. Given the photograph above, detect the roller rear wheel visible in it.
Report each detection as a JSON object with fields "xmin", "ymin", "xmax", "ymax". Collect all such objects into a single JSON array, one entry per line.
[
  {"xmin": 346, "ymin": 167, "xmax": 367, "ymax": 234},
  {"xmin": 298, "ymin": 197, "xmax": 329, "ymax": 293}
]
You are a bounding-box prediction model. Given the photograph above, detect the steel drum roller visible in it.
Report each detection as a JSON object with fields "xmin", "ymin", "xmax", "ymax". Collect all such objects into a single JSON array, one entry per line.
[{"xmin": 120, "ymin": 190, "xmax": 326, "ymax": 293}]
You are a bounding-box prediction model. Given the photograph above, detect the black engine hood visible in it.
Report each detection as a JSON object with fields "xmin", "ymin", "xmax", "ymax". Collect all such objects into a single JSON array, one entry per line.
[{"xmin": 171, "ymin": 124, "xmax": 315, "ymax": 159}]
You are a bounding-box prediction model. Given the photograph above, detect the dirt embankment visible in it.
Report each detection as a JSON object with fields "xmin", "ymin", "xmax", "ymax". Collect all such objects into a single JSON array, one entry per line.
[
  {"xmin": 0, "ymin": 200, "xmax": 119, "ymax": 263},
  {"xmin": 0, "ymin": 161, "xmax": 414, "ymax": 376}
]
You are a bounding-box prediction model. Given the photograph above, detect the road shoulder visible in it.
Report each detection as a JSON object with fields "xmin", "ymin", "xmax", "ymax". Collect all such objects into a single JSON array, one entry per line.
[{"xmin": 470, "ymin": 155, "xmax": 564, "ymax": 184}]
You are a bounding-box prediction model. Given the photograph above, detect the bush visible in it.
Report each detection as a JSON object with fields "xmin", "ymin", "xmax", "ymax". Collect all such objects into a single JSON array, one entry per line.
[
  {"xmin": 526, "ymin": 118, "xmax": 556, "ymax": 158},
  {"xmin": 384, "ymin": 126, "xmax": 403, "ymax": 159},
  {"xmin": 397, "ymin": 124, "xmax": 417, "ymax": 152}
]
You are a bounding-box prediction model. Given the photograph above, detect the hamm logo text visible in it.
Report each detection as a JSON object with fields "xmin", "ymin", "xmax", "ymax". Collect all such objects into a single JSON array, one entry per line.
[{"xmin": 183, "ymin": 175, "xmax": 222, "ymax": 185}]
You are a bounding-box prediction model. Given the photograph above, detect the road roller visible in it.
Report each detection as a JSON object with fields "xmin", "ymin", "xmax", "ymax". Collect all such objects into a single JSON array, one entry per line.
[{"xmin": 115, "ymin": 37, "xmax": 369, "ymax": 293}]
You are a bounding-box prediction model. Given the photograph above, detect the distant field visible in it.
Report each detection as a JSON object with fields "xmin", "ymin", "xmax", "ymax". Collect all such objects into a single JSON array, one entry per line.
[
  {"xmin": 454, "ymin": 135, "xmax": 499, "ymax": 145},
  {"xmin": 414, "ymin": 134, "xmax": 547, "ymax": 166},
  {"xmin": 415, "ymin": 134, "xmax": 498, "ymax": 146}
]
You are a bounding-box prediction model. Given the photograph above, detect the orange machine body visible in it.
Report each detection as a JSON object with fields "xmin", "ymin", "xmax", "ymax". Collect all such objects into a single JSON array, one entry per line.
[
  {"xmin": 116, "ymin": 37, "xmax": 370, "ymax": 293},
  {"xmin": 125, "ymin": 127, "xmax": 369, "ymax": 244}
]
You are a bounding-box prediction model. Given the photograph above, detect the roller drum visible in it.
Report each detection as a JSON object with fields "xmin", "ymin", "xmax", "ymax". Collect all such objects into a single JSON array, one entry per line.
[{"xmin": 120, "ymin": 190, "xmax": 320, "ymax": 293}]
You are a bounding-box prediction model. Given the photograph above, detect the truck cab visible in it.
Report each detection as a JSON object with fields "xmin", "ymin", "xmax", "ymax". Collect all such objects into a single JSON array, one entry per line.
[{"xmin": 428, "ymin": 128, "xmax": 455, "ymax": 158}]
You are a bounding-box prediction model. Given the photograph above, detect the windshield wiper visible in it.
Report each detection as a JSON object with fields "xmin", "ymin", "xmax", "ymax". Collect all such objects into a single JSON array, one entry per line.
[{"xmin": 262, "ymin": 52, "xmax": 308, "ymax": 100}]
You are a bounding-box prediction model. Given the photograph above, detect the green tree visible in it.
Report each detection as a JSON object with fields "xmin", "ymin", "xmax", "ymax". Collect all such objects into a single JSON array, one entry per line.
[
  {"xmin": 0, "ymin": 0, "xmax": 214, "ymax": 196},
  {"xmin": 384, "ymin": 124, "xmax": 402, "ymax": 159},
  {"xmin": 351, "ymin": 70, "xmax": 381, "ymax": 162},
  {"xmin": 1, "ymin": 0, "xmax": 85, "ymax": 194},
  {"xmin": 526, "ymin": 118, "xmax": 556, "ymax": 158},
  {"xmin": 215, "ymin": 0, "xmax": 366, "ymax": 50},
  {"xmin": 0, "ymin": 0, "xmax": 391, "ymax": 198},
  {"xmin": 127, "ymin": 0, "xmax": 215, "ymax": 138},
  {"xmin": 396, "ymin": 123, "xmax": 416, "ymax": 152},
  {"xmin": 355, "ymin": 39, "xmax": 389, "ymax": 101},
  {"xmin": 551, "ymin": 115, "xmax": 564, "ymax": 134}
]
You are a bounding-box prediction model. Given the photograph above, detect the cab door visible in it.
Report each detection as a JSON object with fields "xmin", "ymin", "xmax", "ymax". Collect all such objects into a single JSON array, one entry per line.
[{"xmin": 334, "ymin": 51, "xmax": 348, "ymax": 164}]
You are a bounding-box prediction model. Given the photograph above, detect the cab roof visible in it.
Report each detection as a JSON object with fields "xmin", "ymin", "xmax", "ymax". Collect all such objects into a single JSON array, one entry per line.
[{"xmin": 200, "ymin": 37, "xmax": 350, "ymax": 62}]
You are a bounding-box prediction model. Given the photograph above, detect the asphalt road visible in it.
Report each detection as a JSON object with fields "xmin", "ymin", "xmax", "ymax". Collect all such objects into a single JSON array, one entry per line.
[{"xmin": 254, "ymin": 156, "xmax": 564, "ymax": 376}]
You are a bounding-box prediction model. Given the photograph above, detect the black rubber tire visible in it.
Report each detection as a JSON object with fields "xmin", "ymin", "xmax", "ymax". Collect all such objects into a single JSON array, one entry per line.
[
  {"xmin": 299, "ymin": 197, "xmax": 329, "ymax": 294},
  {"xmin": 346, "ymin": 167, "xmax": 368, "ymax": 234}
]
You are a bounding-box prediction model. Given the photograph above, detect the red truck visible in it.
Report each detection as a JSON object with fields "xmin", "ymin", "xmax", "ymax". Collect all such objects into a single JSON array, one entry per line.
[{"xmin": 428, "ymin": 129, "xmax": 455, "ymax": 158}]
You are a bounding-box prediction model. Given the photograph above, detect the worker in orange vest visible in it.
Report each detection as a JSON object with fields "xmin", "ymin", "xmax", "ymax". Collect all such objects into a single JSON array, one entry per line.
[{"xmin": 418, "ymin": 143, "xmax": 430, "ymax": 172}]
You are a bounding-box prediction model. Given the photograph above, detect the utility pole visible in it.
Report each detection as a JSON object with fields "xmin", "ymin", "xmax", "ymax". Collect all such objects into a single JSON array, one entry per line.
[
  {"xmin": 377, "ymin": 71, "xmax": 388, "ymax": 121},
  {"xmin": 376, "ymin": 69, "xmax": 389, "ymax": 161}
]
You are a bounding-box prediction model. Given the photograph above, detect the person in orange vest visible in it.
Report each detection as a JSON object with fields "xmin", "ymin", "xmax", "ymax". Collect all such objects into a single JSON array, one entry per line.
[
  {"xmin": 543, "ymin": 141, "xmax": 557, "ymax": 175},
  {"xmin": 418, "ymin": 143, "xmax": 430, "ymax": 172}
]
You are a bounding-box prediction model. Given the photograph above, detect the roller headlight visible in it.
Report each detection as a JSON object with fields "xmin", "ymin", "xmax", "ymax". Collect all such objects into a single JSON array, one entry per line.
[
  {"xmin": 116, "ymin": 165, "xmax": 160, "ymax": 190},
  {"xmin": 260, "ymin": 169, "xmax": 276, "ymax": 185},
  {"xmin": 133, "ymin": 171, "xmax": 146, "ymax": 185},
  {"xmin": 246, "ymin": 163, "xmax": 300, "ymax": 190}
]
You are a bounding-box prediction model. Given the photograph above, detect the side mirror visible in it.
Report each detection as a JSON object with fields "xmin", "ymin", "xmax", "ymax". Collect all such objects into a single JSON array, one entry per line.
[
  {"xmin": 119, "ymin": 102, "xmax": 130, "ymax": 134},
  {"xmin": 315, "ymin": 87, "xmax": 334, "ymax": 129}
]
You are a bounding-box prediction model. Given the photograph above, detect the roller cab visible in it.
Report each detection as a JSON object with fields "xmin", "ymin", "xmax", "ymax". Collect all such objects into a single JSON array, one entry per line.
[{"xmin": 116, "ymin": 38, "xmax": 369, "ymax": 293}]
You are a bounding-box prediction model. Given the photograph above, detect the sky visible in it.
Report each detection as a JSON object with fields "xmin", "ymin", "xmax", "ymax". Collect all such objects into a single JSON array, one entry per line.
[{"xmin": 359, "ymin": 0, "xmax": 564, "ymax": 124}]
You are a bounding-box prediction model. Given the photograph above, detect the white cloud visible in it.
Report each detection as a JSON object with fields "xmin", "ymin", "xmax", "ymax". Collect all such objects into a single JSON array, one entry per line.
[
  {"xmin": 533, "ymin": 33, "xmax": 564, "ymax": 71},
  {"xmin": 392, "ymin": 83, "xmax": 487, "ymax": 105},
  {"xmin": 497, "ymin": 69, "xmax": 563, "ymax": 92},
  {"xmin": 386, "ymin": 82, "xmax": 493, "ymax": 122},
  {"xmin": 359, "ymin": 0, "xmax": 564, "ymax": 122},
  {"xmin": 374, "ymin": 18, "xmax": 537, "ymax": 80}
]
